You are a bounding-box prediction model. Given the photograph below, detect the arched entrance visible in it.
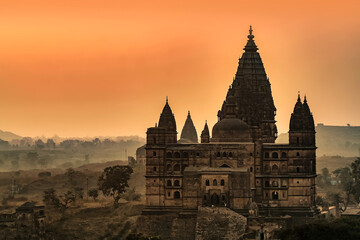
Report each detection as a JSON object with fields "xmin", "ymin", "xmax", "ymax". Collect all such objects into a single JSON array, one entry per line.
[{"xmin": 211, "ymin": 193, "xmax": 220, "ymax": 206}]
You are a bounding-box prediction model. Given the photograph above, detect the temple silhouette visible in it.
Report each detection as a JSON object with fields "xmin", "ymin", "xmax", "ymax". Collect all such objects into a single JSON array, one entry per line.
[{"xmin": 143, "ymin": 27, "xmax": 317, "ymax": 221}]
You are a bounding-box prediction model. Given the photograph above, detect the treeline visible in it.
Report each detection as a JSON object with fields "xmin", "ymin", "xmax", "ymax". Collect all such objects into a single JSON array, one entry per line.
[{"xmin": 0, "ymin": 136, "xmax": 144, "ymax": 150}]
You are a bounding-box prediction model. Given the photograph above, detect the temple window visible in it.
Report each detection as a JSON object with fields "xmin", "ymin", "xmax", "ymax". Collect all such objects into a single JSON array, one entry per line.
[
  {"xmin": 281, "ymin": 152, "xmax": 287, "ymax": 158},
  {"xmin": 222, "ymin": 152, "xmax": 227, "ymax": 157},
  {"xmin": 229, "ymin": 152, "xmax": 233, "ymax": 158},
  {"xmin": 174, "ymin": 191, "xmax": 181, "ymax": 199},
  {"xmin": 153, "ymin": 151, "xmax": 157, "ymax": 156},
  {"xmin": 217, "ymin": 152, "xmax": 221, "ymax": 157},
  {"xmin": 173, "ymin": 164, "xmax": 180, "ymax": 171},
  {"xmin": 220, "ymin": 179, "xmax": 225, "ymax": 186},
  {"xmin": 174, "ymin": 180, "xmax": 180, "ymax": 186},
  {"xmin": 272, "ymin": 152, "xmax": 278, "ymax": 158},
  {"xmin": 213, "ymin": 179, "xmax": 218, "ymax": 186},
  {"xmin": 166, "ymin": 164, "xmax": 172, "ymax": 172},
  {"xmin": 153, "ymin": 167, "xmax": 157, "ymax": 172},
  {"xmin": 265, "ymin": 152, "xmax": 270, "ymax": 158},
  {"xmin": 174, "ymin": 152, "xmax": 180, "ymax": 158},
  {"xmin": 272, "ymin": 191, "xmax": 279, "ymax": 200},
  {"xmin": 205, "ymin": 179, "xmax": 210, "ymax": 186},
  {"xmin": 167, "ymin": 180, "xmax": 172, "ymax": 186},
  {"xmin": 166, "ymin": 152, "xmax": 172, "ymax": 158},
  {"xmin": 272, "ymin": 165, "xmax": 278, "ymax": 172}
]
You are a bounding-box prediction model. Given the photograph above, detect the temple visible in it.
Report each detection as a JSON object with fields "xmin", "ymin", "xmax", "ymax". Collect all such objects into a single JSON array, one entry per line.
[{"xmin": 143, "ymin": 27, "xmax": 317, "ymax": 223}]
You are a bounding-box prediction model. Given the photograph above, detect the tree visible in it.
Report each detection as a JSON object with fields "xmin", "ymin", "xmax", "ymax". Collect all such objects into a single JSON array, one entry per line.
[
  {"xmin": 74, "ymin": 187, "xmax": 84, "ymax": 200},
  {"xmin": 46, "ymin": 139, "xmax": 56, "ymax": 149},
  {"xmin": 351, "ymin": 157, "xmax": 360, "ymax": 203},
  {"xmin": 332, "ymin": 167, "xmax": 353, "ymax": 212},
  {"xmin": 43, "ymin": 188, "xmax": 75, "ymax": 212},
  {"xmin": 98, "ymin": 165, "xmax": 133, "ymax": 207},
  {"xmin": 88, "ymin": 188, "xmax": 99, "ymax": 201}
]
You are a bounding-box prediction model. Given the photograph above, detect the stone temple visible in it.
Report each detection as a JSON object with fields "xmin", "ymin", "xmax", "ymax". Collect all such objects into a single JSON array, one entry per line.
[{"xmin": 143, "ymin": 27, "xmax": 317, "ymax": 222}]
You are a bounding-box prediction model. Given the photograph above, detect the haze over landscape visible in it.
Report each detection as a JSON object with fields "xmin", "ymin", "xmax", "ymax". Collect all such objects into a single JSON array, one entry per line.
[{"xmin": 0, "ymin": 0, "xmax": 359, "ymax": 138}]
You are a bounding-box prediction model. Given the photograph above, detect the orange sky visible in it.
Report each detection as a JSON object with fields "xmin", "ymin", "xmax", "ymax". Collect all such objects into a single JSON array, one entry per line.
[{"xmin": 0, "ymin": 0, "xmax": 359, "ymax": 138}]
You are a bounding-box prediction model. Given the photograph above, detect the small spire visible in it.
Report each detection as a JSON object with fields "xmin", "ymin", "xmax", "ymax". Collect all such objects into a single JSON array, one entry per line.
[
  {"xmin": 304, "ymin": 94, "xmax": 307, "ymax": 103},
  {"xmin": 188, "ymin": 110, "xmax": 190, "ymax": 116},
  {"xmin": 166, "ymin": 96, "xmax": 168, "ymax": 103},
  {"xmin": 205, "ymin": 120, "xmax": 207, "ymax": 124},
  {"xmin": 248, "ymin": 25, "xmax": 254, "ymax": 40},
  {"xmin": 297, "ymin": 91, "xmax": 301, "ymax": 102}
]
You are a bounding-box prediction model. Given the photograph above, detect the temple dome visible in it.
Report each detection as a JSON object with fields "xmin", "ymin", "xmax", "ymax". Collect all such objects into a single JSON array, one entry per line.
[{"xmin": 211, "ymin": 118, "xmax": 252, "ymax": 142}]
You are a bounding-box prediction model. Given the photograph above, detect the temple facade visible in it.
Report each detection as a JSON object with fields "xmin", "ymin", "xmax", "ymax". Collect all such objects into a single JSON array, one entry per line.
[{"xmin": 144, "ymin": 27, "xmax": 317, "ymax": 219}]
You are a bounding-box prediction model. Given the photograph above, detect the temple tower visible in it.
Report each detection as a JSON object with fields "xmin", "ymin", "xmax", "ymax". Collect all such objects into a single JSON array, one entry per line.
[
  {"xmin": 217, "ymin": 26, "xmax": 277, "ymax": 142},
  {"xmin": 180, "ymin": 111, "xmax": 198, "ymax": 143}
]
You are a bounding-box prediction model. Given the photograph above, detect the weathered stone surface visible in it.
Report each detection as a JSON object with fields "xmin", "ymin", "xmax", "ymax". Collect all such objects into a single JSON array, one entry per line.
[{"xmin": 195, "ymin": 207, "xmax": 247, "ymax": 240}]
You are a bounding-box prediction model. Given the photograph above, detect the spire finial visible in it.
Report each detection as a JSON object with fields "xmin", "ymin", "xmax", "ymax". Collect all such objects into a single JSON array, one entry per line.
[
  {"xmin": 297, "ymin": 91, "xmax": 301, "ymax": 102},
  {"xmin": 166, "ymin": 96, "xmax": 168, "ymax": 103},
  {"xmin": 248, "ymin": 25, "xmax": 254, "ymax": 40},
  {"xmin": 188, "ymin": 110, "xmax": 190, "ymax": 116},
  {"xmin": 205, "ymin": 120, "xmax": 207, "ymax": 124},
  {"xmin": 304, "ymin": 94, "xmax": 307, "ymax": 103}
]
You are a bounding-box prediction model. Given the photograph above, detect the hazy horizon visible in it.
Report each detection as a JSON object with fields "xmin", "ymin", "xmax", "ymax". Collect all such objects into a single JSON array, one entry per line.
[{"xmin": 1, "ymin": 0, "xmax": 359, "ymax": 138}]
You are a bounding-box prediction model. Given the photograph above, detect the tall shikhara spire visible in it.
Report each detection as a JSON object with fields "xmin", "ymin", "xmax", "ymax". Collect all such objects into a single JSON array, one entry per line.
[{"xmin": 217, "ymin": 26, "xmax": 277, "ymax": 142}]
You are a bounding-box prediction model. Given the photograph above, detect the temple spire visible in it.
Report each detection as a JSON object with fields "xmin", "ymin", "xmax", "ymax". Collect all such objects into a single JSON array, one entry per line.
[
  {"xmin": 297, "ymin": 91, "xmax": 301, "ymax": 102},
  {"xmin": 244, "ymin": 25, "xmax": 258, "ymax": 52},
  {"xmin": 180, "ymin": 111, "xmax": 198, "ymax": 143}
]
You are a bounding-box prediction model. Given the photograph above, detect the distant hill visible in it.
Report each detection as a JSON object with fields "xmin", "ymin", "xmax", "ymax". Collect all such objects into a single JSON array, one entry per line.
[
  {"xmin": 0, "ymin": 129, "xmax": 22, "ymax": 142},
  {"xmin": 277, "ymin": 124, "xmax": 360, "ymax": 157}
]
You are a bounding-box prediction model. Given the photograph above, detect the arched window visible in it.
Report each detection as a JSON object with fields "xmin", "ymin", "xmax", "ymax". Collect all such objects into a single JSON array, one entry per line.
[
  {"xmin": 220, "ymin": 179, "xmax": 225, "ymax": 186},
  {"xmin": 228, "ymin": 152, "xmax": 233, "ymax": 158},
  {"xmin": 196, "ymin": 152, "xmax": 200, "ymax": 157},
  {"xmin": 153, "ymin": 166, "xmax": 157, "ymax": 172},
  {"xmin": 168, "ymin": 192, "xmax": 171, "ymax": 197},
  {"xmin": 166, "ymin": 164, "xmax": 172, "ymax": 172},
  {"xmin": 174, "ymin": 180, "xmax": 180, "ymax": 186},
  {"xmin": 166, "ymin": 152, "xmax": 172, "ymax": 158},
  {"xmin": 174, "ymin": 152, "xmax": 180, "ymax": 158},
  {"xmin": 222, "ymin": 152, "xmax": 227, "ymax": 157},
  {"xmin": 153, "ymin": 151, "xmax": 157, "ymax": 156},
  {"xmin": 272, "ymin": 191, "xmax": 279, "ymax": 200},
  {"xmin": 296, "ymin": 152, "xmax": 300, "ymax": 157},
  {"xmin": 281, "ymin": 152, "xmax": 287, "ymax": 158},
  {"xmin": 272, "ymin": 181, "xmax": 278, "ymax": 187},
  {"xmin": 297, "ymin": 137, "xmax": 300, "ymax": 144},
  {"xmin": 167, "ymin": 180, "xmax": 172, "ymax": 186},
  {"xmin": 183, "ymin": 152, "xmax": 189, "ymax": 158},
  {"xmin": 250, "ymin": 167, "xmax": 253, "ymax": 172},
  {"xmin": 264, "ymin": 152, "xmax": 270, "ymax": 158},
  {"xmin": 272, "ymin": 165, "xmax": 279, "ymax": 172},
  {"xmin": 271, "ymin": 152, "xmax": 278, "ymax": 159},
  {"xmin": 173, "ymin": 164, "xmax": 180, "ymax": 171},
  {"xmin": 217, "ymin": 152, "xmax": 221, "ymax": 157},
  {"xmin": 205, "ymin": 179, "xmax": 210, "ymax": 186},
  {"xmin": 296, "ymin": 167, "xmax": 300, "ymax": 173},
  {"xmin": 213, "ymin": 179, "xmax": 218, "ymax": 186},
  {"xmin": 174, "ymin": 191, "xmax": 180, "ymax": 199}
]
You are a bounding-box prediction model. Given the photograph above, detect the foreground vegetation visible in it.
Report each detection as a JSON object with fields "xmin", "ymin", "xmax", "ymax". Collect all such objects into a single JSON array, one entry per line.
[{"xmin": 278, "ymin": 217, "xmax": 360, "ymax": 240}]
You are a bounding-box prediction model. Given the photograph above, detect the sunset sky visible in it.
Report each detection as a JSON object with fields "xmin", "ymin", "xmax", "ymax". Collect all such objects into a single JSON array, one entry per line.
[{"xmin": 0, "ymin": 0, "xmax": 359, "ymax": 138}]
